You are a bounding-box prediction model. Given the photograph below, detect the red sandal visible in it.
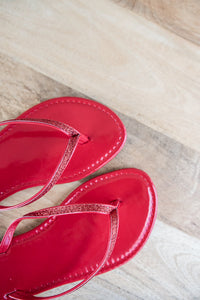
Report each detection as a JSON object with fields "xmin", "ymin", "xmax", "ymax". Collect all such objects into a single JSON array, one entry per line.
[
  {"xmin": 0, "ymin": 168, "xmax": 157, "ymax": 299},
  {"xmin": 0, "ymin": 97, "xmax": 126, "ymax": 210}
]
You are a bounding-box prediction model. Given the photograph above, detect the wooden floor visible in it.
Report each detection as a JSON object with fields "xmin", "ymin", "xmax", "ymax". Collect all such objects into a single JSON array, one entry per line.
[{"xmin": 0, "ymin": 1, "xmax": 200, "ymax": 299}]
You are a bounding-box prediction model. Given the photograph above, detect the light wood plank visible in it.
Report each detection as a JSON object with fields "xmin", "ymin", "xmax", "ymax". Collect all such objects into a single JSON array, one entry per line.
[
  {"xmin": 114, "ymin": 0, "xmax": 200, "ymax": 45},
  {"xmin": 0, "ymin": 0, "xmax": 200, "ymax": 151},
  {"xmin": 0, "ymin": 54, "xmax": 85, "ymax": 121}
]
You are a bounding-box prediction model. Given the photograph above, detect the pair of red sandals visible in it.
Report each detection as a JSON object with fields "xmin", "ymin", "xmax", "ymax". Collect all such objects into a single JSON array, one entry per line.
[{"xmin": 0, "ymin": 97, "xmax": 157, "ymax": 299}]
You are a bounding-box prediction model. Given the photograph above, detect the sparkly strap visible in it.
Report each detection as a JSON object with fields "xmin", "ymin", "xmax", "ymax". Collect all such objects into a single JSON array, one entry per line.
[
  {"xmin": 0, "ymin": 119, "xmax": 88, "ymax": 211},
  {"xmin": 2, "ymin": 201, "xmax": 119, "ymax": 299}
]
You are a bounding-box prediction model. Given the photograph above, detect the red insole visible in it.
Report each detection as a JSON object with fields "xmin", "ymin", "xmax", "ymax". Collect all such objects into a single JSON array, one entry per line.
[
  {"xmin": 0, "ymin": 169, "xmax": 157, "ymax": 298},
  {"xmin": 0, "ymin": 97, "xmax": 126, "ymax": 201}
]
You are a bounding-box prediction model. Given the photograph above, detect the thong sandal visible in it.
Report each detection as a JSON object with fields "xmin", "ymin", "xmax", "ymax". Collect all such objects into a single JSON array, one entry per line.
[
  {"xmin": 0, "ymin": 168, "xmax": 157, "ymax": 299},
  {"xmin": 0, "ymin": 97, "xmax": 126, "ymax": 210}
]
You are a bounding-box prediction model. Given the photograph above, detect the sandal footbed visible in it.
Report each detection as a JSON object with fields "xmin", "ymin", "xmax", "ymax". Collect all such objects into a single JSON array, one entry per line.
[
  {"xmin": 0, "ymin": 97, "xmax": 126, "ymax": 201},
  {"xmin": 0, "ymin": 168, "xmax": 157, "ymax": 297}
]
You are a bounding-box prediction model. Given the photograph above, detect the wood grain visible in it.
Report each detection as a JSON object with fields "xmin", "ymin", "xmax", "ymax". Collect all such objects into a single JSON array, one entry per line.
[
  {"xmin": 0, "ymin": 54, "xmax": 86, "ymax": 121},
  {"xmin": 0, "ymin": 1, "xmax": 200, "ymax": 299},
  {"xmin": 114, "ymin": 0, "xmax": 200, "ymax": 45},
  {"xmin": 0, "ymin": 0, "xmax": 200, "ymax": 151}
]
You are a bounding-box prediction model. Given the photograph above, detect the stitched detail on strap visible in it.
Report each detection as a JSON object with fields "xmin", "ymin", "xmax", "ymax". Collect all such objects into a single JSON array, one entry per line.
[
  {"xmin": 0, "ymin": 202, "xmax": 118, "ymax": 254},
  {"xmin": 27, "ymin": 203, "xmax": 116, "ymax": 217}
]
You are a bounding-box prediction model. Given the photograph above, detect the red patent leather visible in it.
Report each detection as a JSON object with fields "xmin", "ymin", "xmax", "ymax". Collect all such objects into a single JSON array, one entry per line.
[
  {"xmin": 0, "ymin": 97, "xmax": 126, "ymax": 207},
  {"xmin": 0, "ymin": 118, "xmax": 81, "ymax": 210},
  {"xmin": 0, "ymin": 169, "xmax": 157, "ymax": 299},
  {"xmin": 1, "ymin": 202, "xmax": 119, "ymax": 299}
]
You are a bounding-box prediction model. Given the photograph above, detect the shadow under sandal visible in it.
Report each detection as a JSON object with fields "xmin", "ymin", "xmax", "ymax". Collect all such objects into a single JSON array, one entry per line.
[
  {"xmin": 0, "ymin": 97, "xmax": 126, "ymax": 211},
  {"xmin": 0, "ymin": 168, "xmax": 157, "ymax": 299}
]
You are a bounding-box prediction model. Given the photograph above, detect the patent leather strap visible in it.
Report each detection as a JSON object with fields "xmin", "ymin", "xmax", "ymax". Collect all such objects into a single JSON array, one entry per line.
[
  {"xmin": 1, "ymin": 201, "xmax": 119, "ymax": 299},
  {"xmin": 0, "ymin": 119, "xmax": 88, "ymax": 211}
]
